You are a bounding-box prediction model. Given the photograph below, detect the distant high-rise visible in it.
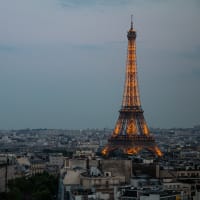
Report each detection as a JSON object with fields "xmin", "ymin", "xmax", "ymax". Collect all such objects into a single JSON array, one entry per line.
[{"xmin": 102, "ymin": 17, "xmax": 162, "ymax": 156}]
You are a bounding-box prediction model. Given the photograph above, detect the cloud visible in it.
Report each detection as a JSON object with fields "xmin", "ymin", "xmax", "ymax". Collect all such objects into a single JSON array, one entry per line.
[
  {"xmin": 58, "ymin": 0, "xmax": 200, "ymax": 8},
  {"xmin": 0, "ymin": 44, "xmax": 16, "ymax": 52},
  {"xmin": 59, "ymin": 0, "xmax": 132, "ymax": 8},
  {"xmin": 178, "ymin": 45, "xmax": 200, "ymax": 61}
]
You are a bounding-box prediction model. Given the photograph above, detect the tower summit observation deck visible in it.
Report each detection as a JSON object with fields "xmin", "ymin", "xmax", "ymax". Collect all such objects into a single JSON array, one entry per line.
[{"xmin": 102, "ymin": 17, "xmax": 162, "ymax": 157}]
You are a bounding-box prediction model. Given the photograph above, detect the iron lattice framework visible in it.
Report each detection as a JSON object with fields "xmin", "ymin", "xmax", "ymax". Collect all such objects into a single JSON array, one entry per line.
[{"xmin": 102, "ymin": 18, "xmax": 162, "ymax": 157}]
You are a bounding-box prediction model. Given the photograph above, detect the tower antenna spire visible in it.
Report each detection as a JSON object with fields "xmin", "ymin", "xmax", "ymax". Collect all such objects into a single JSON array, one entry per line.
[{"xmin": 131, "ymin": 14, "xmax": 133, "ymax": 29}]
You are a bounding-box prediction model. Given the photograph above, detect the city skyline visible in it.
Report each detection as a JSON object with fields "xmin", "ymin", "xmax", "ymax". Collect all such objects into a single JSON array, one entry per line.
[{"xmin": 0, "ymin": 0, "xmax": 200, "ymax": 129}]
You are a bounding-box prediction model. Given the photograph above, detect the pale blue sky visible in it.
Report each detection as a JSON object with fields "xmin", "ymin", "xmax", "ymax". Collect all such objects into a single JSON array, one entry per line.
[{"xmin": 0, "ymin": 0, "xmax": 200, "ymax": 129}]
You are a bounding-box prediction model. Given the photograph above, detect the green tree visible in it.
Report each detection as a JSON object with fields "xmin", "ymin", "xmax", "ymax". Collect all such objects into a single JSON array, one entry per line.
[
  {"xmin": 32, "ymin": 189, "xmax": 52, "ymax": 200},
  {"xmin": 7, "ymin": 188, "xmax": 22, "ymax": 200},
  {"xmin": 6, "ymin": 172, "xmax": 58, "ymax": 200}
]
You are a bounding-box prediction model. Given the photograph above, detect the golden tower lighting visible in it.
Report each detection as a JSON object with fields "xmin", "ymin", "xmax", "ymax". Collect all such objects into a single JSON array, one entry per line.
[{"xmin": 102, "ymin": 17, "xmax": 162, "ymax": 157}]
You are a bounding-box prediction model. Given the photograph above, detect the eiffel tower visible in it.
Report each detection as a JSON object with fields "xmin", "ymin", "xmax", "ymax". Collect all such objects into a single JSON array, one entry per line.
[{"xmin": 102, "ymin": 17, "xmax": 162, "ymax": 157}]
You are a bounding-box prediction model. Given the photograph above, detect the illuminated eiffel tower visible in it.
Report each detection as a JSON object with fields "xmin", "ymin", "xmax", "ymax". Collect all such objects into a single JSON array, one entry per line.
[{"xmin": 102, "ymin": 17, "xmax": 162, "ymax": 157}]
